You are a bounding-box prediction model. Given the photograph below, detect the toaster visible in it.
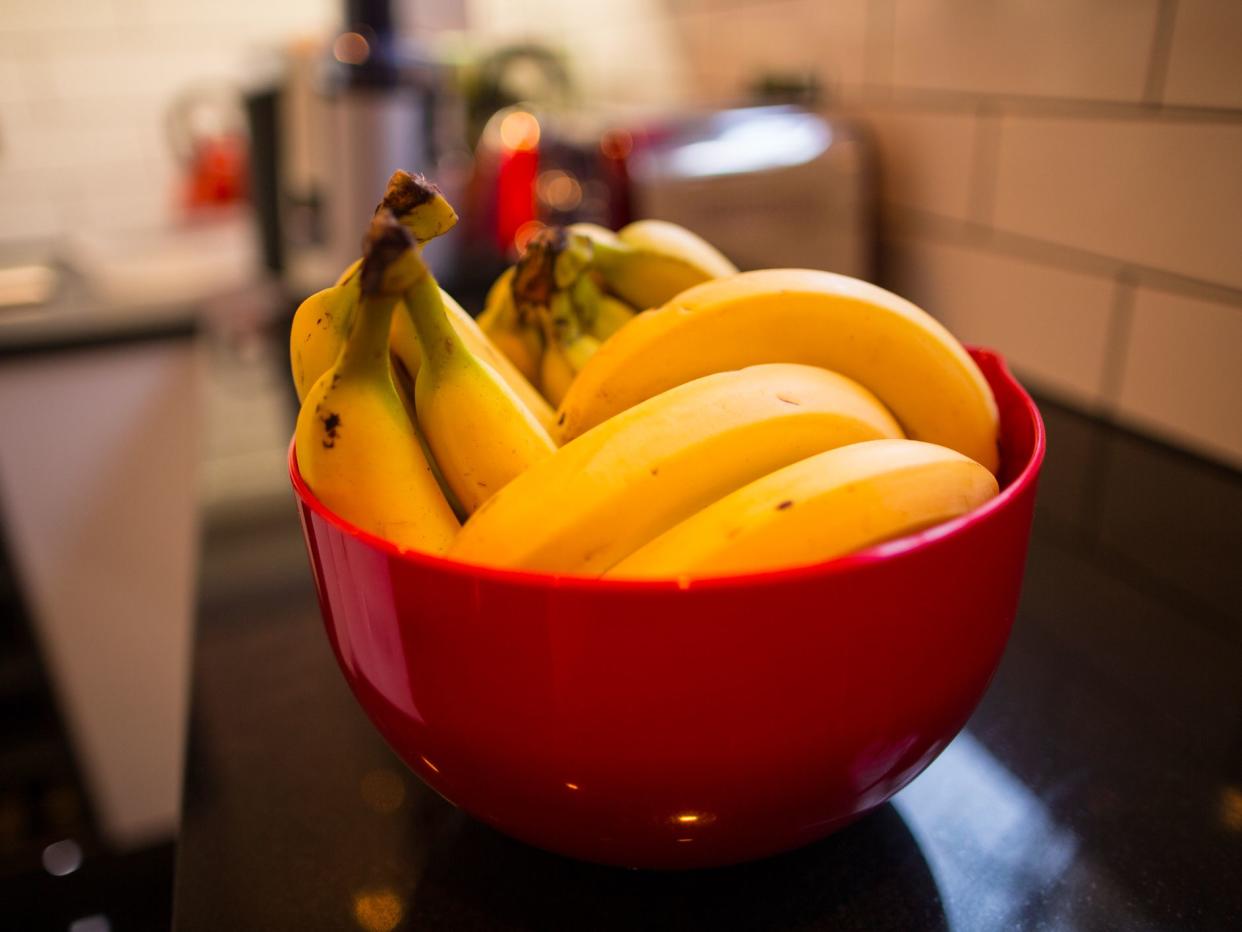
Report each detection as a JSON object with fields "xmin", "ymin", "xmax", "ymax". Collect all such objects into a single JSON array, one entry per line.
[{"xmin": 625, "ymin": 105, "xmax": 875, "ymax": 279}]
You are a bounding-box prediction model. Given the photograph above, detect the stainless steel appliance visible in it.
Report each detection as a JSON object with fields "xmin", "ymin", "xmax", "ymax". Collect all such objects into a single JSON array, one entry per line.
[{"xmin": 626, "ymin": 106, "xmax": 875, "ymax": 279}]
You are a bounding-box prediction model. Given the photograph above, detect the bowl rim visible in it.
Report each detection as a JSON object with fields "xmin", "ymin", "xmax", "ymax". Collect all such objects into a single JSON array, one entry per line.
[{"xmin": 289, "ymin": 346, "xmax": 1046, "ymax": 593}]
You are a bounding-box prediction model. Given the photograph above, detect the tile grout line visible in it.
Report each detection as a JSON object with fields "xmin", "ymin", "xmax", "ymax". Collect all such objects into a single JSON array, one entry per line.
[
  {"xmin": 1098, "ymin": 270, "xmax": 1138, "ymax": 419},
  {"xmin": 1142, "ymin": 0, "xmax": 1180, "ymax": 106},
  {"xmin": 843, "ymin": 83, "xmax": 1242, "ymax": 123},
  {"xmin": 883, "ymin": 206, "xmax": 1242, "ymax": 309},
  {"xmin": 967, "ymin": 100, "xmax": 1001, "ymax": 232}
]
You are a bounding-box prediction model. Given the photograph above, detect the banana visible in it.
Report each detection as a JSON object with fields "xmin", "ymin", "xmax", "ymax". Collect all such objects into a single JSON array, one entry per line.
[
  {"xmin": 389, "ymin": 287, "xmax": 558, "ymax": 434},
  {"xmin": 290, "ymin": 275, "xmax": 362, "ymax": 402},
  {"xmin": 589, "ymin": 293, "xmax": 636, "ymax": 340},
  {"xmin": 477, "ymin": 267, "xmax": 544, "ymax": 385},
  {"xmin": 335, "ymin": 257, "xmax": 362, "ymax": 286},
  {"xmin": 511, "ymin": 227, "xmax": 599, "ymax": 406},
  {"xmin": 537, "ymin": 300, "xmax": 601, "ymax": 407},
  {"xmin": 448, "ymin": 363, "xmax": 903, "ymax": 575},
  {"xmin": 618, "ymin": 219, "xmax": 737, "ymax": 281},
  {"xmin": 402, "ymin": 246, "xmax": 556, "ymax": 514},
  {"xmin": 291, "ymin": 175, "xmax": 555, "ymax": 435},
  {"xmin": 290, "ymin": 170, "xmax": 458, "ymax": 402},
  {"xmin": 556, "ymin": 269, "xmax": 1000, "ymax": 474},
  {"xmin": 295, "ymin": 212, "xmax": 459, "ymax": 554},
  {"xmin": 570, "ymin": 219, "xmax": 737, "ymax": 311},
  {"xmin": 608, "ymin": 440, "xmax": 998, "ymax": 580},
  {"xmin": 389, "ymin": 354, "xmax": 470, "ymax": 521},
  {"xmin": 538, "ymin": 326, "xmax": 576, "ymax": 407}
]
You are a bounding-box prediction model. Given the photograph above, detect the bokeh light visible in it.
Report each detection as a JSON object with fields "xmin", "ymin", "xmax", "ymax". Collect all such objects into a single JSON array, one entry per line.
[
  {"xmin": 513, "ymin": 220, "xmax": 546, "ymax": 254},
  {"xmin": 536, "ymin": 169, "xmax": 583, "ymax": 211},
  {"xmin": 353, "ymin": 889, "xmax": 404, "ymax": 932},
  {"xmin": 499, "ymin": 111, "xmax": 541, "ymax": 151},
  {"xmin": 333, "ymin": 32, "xmax": 371, "ymax": 65}
]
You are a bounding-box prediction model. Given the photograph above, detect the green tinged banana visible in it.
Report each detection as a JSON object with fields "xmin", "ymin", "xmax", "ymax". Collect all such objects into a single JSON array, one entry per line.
[
  {"xmin": 473, "ymin": 220, "xmax": 725, "ymax": 405},
  {"xmin": 569, "ymin": 218, "xmax": 737, "ymax": 311},
  {"xmin": 589, "ymin": 293, "xmax": 636, "ymax": 340},
  {"xmin": 511, "ymin": 227, "xmax": 603, "ymax": 405}
]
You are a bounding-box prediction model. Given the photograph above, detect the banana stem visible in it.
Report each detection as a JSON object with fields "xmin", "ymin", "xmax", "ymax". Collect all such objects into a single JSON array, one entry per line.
[
  {"xmin": 403, "ymin": 273, "xmax": 467, "ymax": 373},
  {"xmin": 336, "ymin": 293, "xmax": 401, "ymax": 382},
  {"xmin": 379, "ymin": 170, "xmax": 459, "ymax": 243}
]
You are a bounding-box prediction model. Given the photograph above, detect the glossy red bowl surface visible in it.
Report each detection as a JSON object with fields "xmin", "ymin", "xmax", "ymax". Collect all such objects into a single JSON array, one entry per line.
[{"xmin": 291, "ymin": 348, "xmax": 1044, "ymax": 869}]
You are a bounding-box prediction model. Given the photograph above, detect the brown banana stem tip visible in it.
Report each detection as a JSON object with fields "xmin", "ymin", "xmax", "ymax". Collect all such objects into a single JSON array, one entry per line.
[
  {"xmin": 513, "ymin": 226, "xmax": 569, "ymax": 307},
  {"xmin": 359, "ymin": 210, "xmax": 415, "ymax": 296},
  {"xmin": 378, "ymin": 169, "xmax": 440, "ymax": 218}
]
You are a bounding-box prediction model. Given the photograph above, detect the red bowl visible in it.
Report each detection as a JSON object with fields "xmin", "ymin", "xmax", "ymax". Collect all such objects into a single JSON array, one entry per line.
[{"xmin": 291, "ymin": 347, "xmax": 1044, "ymax": 869}]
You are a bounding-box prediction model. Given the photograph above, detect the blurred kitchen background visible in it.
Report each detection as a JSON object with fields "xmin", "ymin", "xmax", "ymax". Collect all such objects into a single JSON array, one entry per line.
[{"xmin": 1, "ymin": 0, "xmax": 1238, "ymax": 927}]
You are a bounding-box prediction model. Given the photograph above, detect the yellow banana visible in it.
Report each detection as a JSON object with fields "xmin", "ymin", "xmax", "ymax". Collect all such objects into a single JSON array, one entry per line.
[
  {"xmin": 291, "ymin": 176, "xmax": 555, "ymax": 433},
  {"xmin": 478, "ymin": 267, "xmax": 544, "ymax": 385},
  {"xmin": 290, "ymin": 275, "xmax": 362, "ymax": 402},
  {"xmin": 290, "ymin": 170, "xmax": 458, "ymax": 402},
  {"xmin": 538, "ymin": 332, "xmax": 575, "ymax": 408},
  {"xmin": 335, "ymin": 257, "xmax": 362, "ymax": 286},
  {"xmin": 609, "ymin": 440, "xmax": 998, "ymax": 580},
  {"xmin": 295, "ymin": 213, "xmax": 459, "ymax": 554},
  {"xmin": 389, "ymin": 354, "xmax": 470, "ymax": 522},
  {"xmin": 476, "ymin": 266, "xmax": 513, "ymax": 332},
  {"xmin": 449, "ymin": 363, "xmax": 903, "ymax": 575},
  {"xmin": 537, "ymin": 307, "xmax": 600, "ymax": 407},
  {"xmin": 556, "ymin": 269, "xmax": 1000, "ymax": 474},
  {"xmin": 403, "ymin": 248, "xmax": 555, "ymax": 514},
  {"xmin": 617, "ymin": 219, "xmax": 737, "ymax": 280},
  {"xmin": 389, "ymin": 288, "xmax": 558, "ymax": 434},
  {"xmin": 570, "ymin": 218, "xmax": 737, "ymax": 311}
]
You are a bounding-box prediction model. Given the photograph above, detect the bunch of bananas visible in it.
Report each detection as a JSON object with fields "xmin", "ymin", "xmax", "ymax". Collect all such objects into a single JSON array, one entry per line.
[
  {"xmin": 290, "ymin": 169, "xmax": 1001, "ymax": 580},
  {"xmin": 475, "ymin": 218, "xmax": 738, "ymax": 405}
]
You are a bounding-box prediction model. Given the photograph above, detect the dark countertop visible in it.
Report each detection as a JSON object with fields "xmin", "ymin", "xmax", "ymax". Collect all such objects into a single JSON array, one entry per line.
[
  {"xmin": 0, "ymin": 258, "xmax": 201, "ymax": 360},
  {"xmin": 173, "ymin": 398, "xmax": 1242, "ymax": 931}
]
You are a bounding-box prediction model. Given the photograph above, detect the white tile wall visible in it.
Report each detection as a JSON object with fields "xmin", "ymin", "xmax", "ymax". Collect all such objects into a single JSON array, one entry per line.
[
  {"xmin": 671, "ymin": 0, "xmax": 870, "ymax": 105},
  {"xmin": 817, "ymin": 0, "xmax": 871, "ymax": 95},
  {"xmin": 992, "ymin": 115, "xmax": 1242, "ymax": 291},
  {"xmin": 668, "ymin": 11, "xmax": 731, "ymax": 103},
  {"xmin": 886, "ymin": 234, "xmax": 1117, "ymax": 406},
  {"xmin": 890, "ymin": 0, "xmax": 1161, "ymax": 102},
  {"xmin": 0, "ymin": 0, "xmax": 336, "ymax": 243},
  {"xmin": 1162, "ymin": 0, "xmax": 1242, "ymax": 110},
  {"xmin": 1115, "ymin": 286, "xmax": 1242, "ymax": 468},
  {"xmin": 864, "ymin": 106, "xmax": 980, "ymax": 220},
  {"xmin": 552, "ymin": 18, "xmax": 692, "ymax": 107},
  {"xmin": 0, "ymin": 0, "xmax": 123, "ymax": 33}
]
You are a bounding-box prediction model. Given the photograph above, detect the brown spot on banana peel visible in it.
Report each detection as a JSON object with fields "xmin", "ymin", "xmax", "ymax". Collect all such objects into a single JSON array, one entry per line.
[
  {"xmin": 320, "ymin": 411, "xmax": 341, "ymax": 449},
  {"xmin": 776, "ymin": 500, "xmax": 794, "ymax": 510},
  {"xmin": 776, "ymin": 394, "xmax": 801, "ymax": 406}
]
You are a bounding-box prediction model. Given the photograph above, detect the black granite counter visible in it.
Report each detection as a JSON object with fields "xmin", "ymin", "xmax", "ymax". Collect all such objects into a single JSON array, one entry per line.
[{"xmin": 173, "ymin": 398, "xmax": 1242, "ymax": 931}]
